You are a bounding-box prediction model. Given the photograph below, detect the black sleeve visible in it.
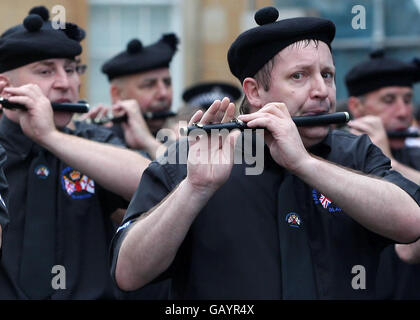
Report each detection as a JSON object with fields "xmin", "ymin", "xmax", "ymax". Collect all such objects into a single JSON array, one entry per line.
[
  {"xmin": 365, "ymin": 140, "xmax": 420, "ymax": 205},
  {"xmin": 0, "ymin": 144, "xmax": 9, "ymax": 255},
  {"xmin": 331, "ymin": 132, "xmax": 420, "ymax": 247},
  {"xmin": 336, "ymin": 132, "xmax": 420, "ymax": 205},
  {"xmin": 360, "ymin": 137, "xmax": 420, "ymax": 246}
]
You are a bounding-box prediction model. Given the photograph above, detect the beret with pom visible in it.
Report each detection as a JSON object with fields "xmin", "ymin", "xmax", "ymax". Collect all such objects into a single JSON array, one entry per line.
[
  {"xmin": 345, "ymin": 50, "xmax": 419, "ymax": 96},
  {"xmin": 0, "ymin": 6, "xmax": 82, "ymax": 72},
  {"xmin": 102, "ymin": 33, "xmax": 180, "ymax": 81},
  {"xmin": 228, "ymin": 6, "xmax": 335, "ymax": 83}
]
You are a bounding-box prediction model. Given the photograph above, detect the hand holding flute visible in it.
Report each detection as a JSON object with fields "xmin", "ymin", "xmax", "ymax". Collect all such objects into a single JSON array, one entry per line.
[
  {"xmin": 181, "ymin": 111, "xmax": 350, "ymax": 135},
  {"xmin": 0, "ymin": 83, "xmax": 83, "ymax": 144},
  {"xmin": 186, "ymin": 99, "xmax": 337, "ymax": 174},
  {"xmin": 104, "ymin": 100, "xmax": 169, "ymax": 158}
]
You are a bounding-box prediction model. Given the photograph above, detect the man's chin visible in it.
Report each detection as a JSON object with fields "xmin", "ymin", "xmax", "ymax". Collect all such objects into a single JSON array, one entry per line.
[
  {"xmin": 299, "ymin": 126, "xmax": 330, "ymax": 147},
  {"xmin": 147, "ymin": 119, "xmax": 166, "ymax": 135},
  {"xmin": 389, "ymin": 137, "xmax": 406, "ymax": 150},
  {"xmin": 54, "ymin": 112, "xmax": 73, "ymax": 129}
]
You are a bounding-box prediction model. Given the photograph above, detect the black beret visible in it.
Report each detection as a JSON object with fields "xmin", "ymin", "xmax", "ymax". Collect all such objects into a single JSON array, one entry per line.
[
  {"xmin": 345, "ymin": 50, "xmax": 419, "ymax": 97},
  {"xmin": 182, "ymin": 81, "xmax": 242, "ymax": 109},
  {"xmin": 228, "ymin": 6, "xmax": 336, "ymax": 83},
  {"xmin": 1, "ymin": 7, "xmax": 85, "ymax": 43},
  {"xmin": 0, "ymin": 6, "xmax": 82, "ymax": 73},
  {"xmin": 102, "ymin": 33, "xmax": 179, "ymax": 81}
]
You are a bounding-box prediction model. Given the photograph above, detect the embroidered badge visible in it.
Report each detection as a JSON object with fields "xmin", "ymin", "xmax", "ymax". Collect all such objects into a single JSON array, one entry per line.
[
  {"xmin": 61, "ymin": 167, "xmax": 95, "ymax": 199},
  {"xmin": 286, "ymin": 212, "xmax": 301, "ymax": 228},
  {"xmin": 34, "ymin": 165, "xmax": 50, "ymax": 179},
  {"xmin": 312, "ymin": 189, "xmax": 342, "ymax": 213}
]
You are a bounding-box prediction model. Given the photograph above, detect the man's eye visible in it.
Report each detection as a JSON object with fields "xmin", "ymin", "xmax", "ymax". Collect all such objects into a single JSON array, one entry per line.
[
  {"xmin": 382, "ymin": 96, "xmax": 395, "ymax": 104},
  {"xmin": 322, "ymin": 72, "xmax": 333, "ymax": 79},
  {"xmin": 139, "ymin": 82, "xmax": 156, "ymax": 89},
  {"xmin": 163, "ymin": 78, "xmax": 172, "ymax": 87},
  {"xmin": 291, "ymin": 72, "xmax": 304, "ymax": 80},
  {"xmin": 403, "ymin": 96, "xmax": 412, "ymax": 105},
  {"xmin": 65, "ymin": 67, "xmax": 76, "ymax": 74},
  {"xmin": 37, "ymin": 69, "xmax": 53, "ymax": 75},
  {"xmin": 76, "ymin": 64, "xmax": 87, "ymax": 75}
]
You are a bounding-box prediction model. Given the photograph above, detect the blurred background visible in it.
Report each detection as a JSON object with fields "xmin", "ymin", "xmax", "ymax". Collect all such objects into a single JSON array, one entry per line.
[{"xmin": 1, "ymin": 0, "xmax": 420, "ymax": 110}]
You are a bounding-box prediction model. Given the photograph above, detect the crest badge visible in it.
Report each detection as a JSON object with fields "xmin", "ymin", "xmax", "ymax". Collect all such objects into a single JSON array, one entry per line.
[
  {"xmin": 286, "ymin": 212, "xmax": 302, "ymax": 228},
  {"xmin": 34, "ymin": 165, "xmax": 50, "ymax": 179},
  {"xmin": 61, "ymin": 167, "xmax": 95, "ymax": 199}
]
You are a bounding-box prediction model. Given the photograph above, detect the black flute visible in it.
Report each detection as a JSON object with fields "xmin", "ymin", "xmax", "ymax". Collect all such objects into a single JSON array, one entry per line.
[
  {"xmin": 143, "ymin": 111, "xmax": 177, "ymax": 120},
  {"xmin": 0, "ymin": 97, "xmax": 90, "ymax": 113},
  {"xmin": 93, "ymin": 110, "xmax": 177, "ymax": 125},
  {"xmin": 180, "ymin": 112, "xmax": 350, "ymax": 135},
  {"xmin": 387, "ymin": 130, "xmax": 420, "ymax": 138}
]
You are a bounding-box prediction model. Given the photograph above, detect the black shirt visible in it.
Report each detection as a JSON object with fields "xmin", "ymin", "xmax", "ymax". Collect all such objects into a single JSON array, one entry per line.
[
  {"xmin": 106, "ymin": 122, "xmax": 170, "ymax": 300},
  {"xmin": 375, "ymin": 146, "xmax": 420, "ymax": 300},
  {"xmin": 0, "ymin": 142, "xmax": 9, "ymax": 256},
  {"xmin": 0, "ymin": 116, "xmax": 127, "ymax": 299},
  {"xmin": 110, "ymin": 130, "xmax": 420, "ymax": 299}
]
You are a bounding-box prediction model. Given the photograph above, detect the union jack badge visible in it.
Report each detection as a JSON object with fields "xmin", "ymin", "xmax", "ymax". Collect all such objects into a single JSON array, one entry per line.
[{"xmin": 312, "ymin": 189, "xmax": 342, "ymax": 213}]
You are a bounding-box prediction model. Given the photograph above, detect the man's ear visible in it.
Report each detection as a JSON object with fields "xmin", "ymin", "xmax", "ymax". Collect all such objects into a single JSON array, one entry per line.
[
  {"xmin": 347, "ymin": 96, "xmax": 364, "ymax": 118},
  {"xmin": 110, "ymin": 83, "xmax": 123, "ymax": 104},
  {"xmin": 243, "ymin": 77, "xmax": 264, "ymax": 110},
  {"xmin": 0, "ymin": 74, "xmax": 11, "ymax": 95}
]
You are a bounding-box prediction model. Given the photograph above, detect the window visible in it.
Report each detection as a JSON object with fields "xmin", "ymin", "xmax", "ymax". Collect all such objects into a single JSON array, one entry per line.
[
  {"xmin": 274, "ymin": 0, "xmax": 420, "ymax": 104},
  {"xmin": 88, "ymin": 0, "xmax": 183, "ymax": 108}
]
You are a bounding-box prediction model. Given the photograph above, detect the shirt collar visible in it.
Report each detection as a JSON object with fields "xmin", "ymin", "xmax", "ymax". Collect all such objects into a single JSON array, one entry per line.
[
  {"xmin": 0, "ymin": 115, "xmax": 35, "ymax": 159},
  {"xmin": 307, "ymin": 129, "xmax": 333, "ymax": 158},
  {"xmin": 259, "ymin": 129, "xmax": 333, "ymax": 166},
  {"xmin": 237, "ymin": 129, "xmax": 333, "ymax": 171},
  {"xmin": 210, "ymin": 128, "xmax": 333, "ymax": 172}
]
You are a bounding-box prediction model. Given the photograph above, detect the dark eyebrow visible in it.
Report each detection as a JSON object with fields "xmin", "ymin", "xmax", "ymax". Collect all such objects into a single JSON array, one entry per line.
[
  {"xmin": 32, "ymin": 61, "xmax": 55, "ymax": 68},
  {"xmin": 289, "ymin": 63, "xmax": 313, "ymax": 70},
  {"xmin": 64, "ymin": 60, "xmax": 77, "ymax": 67},
  {"xmin": 288, "ymin": 63, "xmax": 335, "ymax": 73},
  {"xmin": 322, "ymin": 65, "xmax": 335, "ymax": 72},
  {"xmin": 380, "ymin": 93, "xmax": 396, "ymax": 100},
  {"xmin": 140, "ymin": 78, "xmax": 158, "ymax": 84}
]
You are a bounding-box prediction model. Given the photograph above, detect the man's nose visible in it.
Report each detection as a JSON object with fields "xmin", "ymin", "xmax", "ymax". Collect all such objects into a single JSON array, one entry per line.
[
  {"xmin": 310, "ymin": 74, "xmax": 329, "ymax": 100},
  {"xmin": 53, "ymin": 68, "xmax": 70, "ymax": 89},
  {"xmin": 156, "ymin": 80, "xmax": 171, "ymax": 98},
  {"xmin": 394, "ymin": 98, "xmax": 412, "ymax": 118}
]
